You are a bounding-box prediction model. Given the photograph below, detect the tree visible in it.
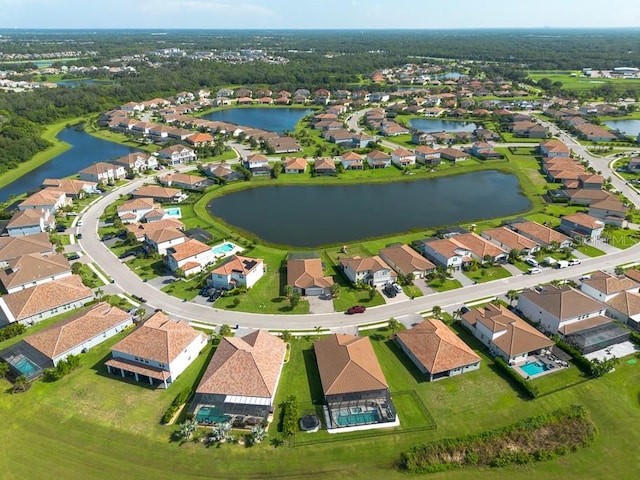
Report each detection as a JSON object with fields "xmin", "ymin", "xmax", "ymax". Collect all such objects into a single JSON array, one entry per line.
[
  {"xmin": 13, "ymin": 375, "xmax": 28, "ymax": 393},
  {"xmin": 219, "ymin": 324, "xmax": 233, "ymax": 337},
  {"xmin": 508, "ymin": 248, "xmax": 521, "ymax": 263},
  {"xmin": 283, "ymin": 284, "xmax": 293, "ymax": 299},
  {"xmin": 506, "ymin": 289, "xmax": 519, "ymax": 306},
  {"xmin": 279, "ymin": 330, "xmax": 292, "ymax": 342},
  {"xmin": 388, "ymin": 317, "xmax": 401, "ymax": 335},
  {"xmin": 177, "ymin": 419, "xmax": 198, "ymax": 441},
  {"xmin": 249, "ymin": 425, "xmax": 267, "ymax": 445},
  {"xmin": 208, "ymin": 421, "xmax": 232, "ymax": 443},
  {"xmin": 95, "ymin": 287, "xmax": 105, "ymax": 300},
  {"xmin": 432, "ymin": 305, "xmax": 442, "ymax": 318},
  {"xmin": 482, "ymin": 254, "xmax": 494, "ymax": 267},
  {"xmin": 452, "ymin": 309, "xmax": 464, "ymax": 323},
  {"xmin": 0, "ymin": 361, "xmax": 9, "ymax": 378},
  {"xmin": 330, "ymin": 283, "xmax": 341, "ymax": 298},
  {"xmin": 314, "ymin": 325, "xmax": 323, "ymax": 335},
  {"xmin": 615, "ymin": 266, "xmax": 625, "ymax": 276},
  {"xmin": 290, "ymin": 291, "xmax": 301, "ymax": 308},
  {"xmin": 590, "ymin": 356, "xmax": 619, "ymax": 377}
]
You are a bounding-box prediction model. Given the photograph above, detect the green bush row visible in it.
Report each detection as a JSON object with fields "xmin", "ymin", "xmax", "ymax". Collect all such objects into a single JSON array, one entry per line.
[
  {"xmin": 397, "ymin": 405, "xmax": 596, "ymax": 474},
  {"xmin": 43, "ymin": 354, "xmax": 81, "ymax": 381},
  {"xmin": 553, "ymin": 337, "xmax": 594, "ymax": 375},
  {"xmin": 0, "ymin": 322, "xmax": 26, "ymax": 342},
  {"xmin": 280, "ymin": 395, "xmax": 299, "ymax": 438},
  {"xmin": 493, "ymin": 357, "xmax": 539, "ymax": 398},
  {"xmin": 161, "ymin": 388, "xmax": 192, "ymax": 424}
]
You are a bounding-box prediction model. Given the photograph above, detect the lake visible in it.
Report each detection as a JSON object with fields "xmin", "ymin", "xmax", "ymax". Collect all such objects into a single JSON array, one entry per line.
[
  {"xmin": 603, "ymin": 119, "xmax": 640, "ymax": 137},
  {"xmin": 202, "ymin": 108, "xmax": 313, "ymax": 133},
  {"xmin": 56, "ymin": 79, "xmax": 113, "ymax": 87},
  {"xmin": 410, "ymin": 118, "xmax": 478, "ymax": 133},
  {"xmin": 0, "ymin": 128, "xmax": 139, "ymax": 203},
  {"xmin": 207, "ymin": 171, "xmax": 530, "ymax": 247}
]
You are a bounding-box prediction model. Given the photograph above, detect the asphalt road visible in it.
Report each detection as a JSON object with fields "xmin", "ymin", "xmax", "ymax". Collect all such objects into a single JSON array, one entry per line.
[{"xmin": 77, "ymin": 117, "xmax": 640, "ymax": 330}]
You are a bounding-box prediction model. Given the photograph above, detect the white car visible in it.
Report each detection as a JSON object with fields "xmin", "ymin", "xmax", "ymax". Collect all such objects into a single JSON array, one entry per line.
[
  {"xmin": 392, "ymin": 283, "xmax": 403, "ymax": 293},
  {"xmin": 568, "ymin": 259, "xmax": 581, "ymax": 266},
  {"xmin": 528, "ymin": 267, "xmax": 542, "ymax": 275},
  {"xmin": 525, "ymin": 257, "xmax": 539, "ymax": 267}
]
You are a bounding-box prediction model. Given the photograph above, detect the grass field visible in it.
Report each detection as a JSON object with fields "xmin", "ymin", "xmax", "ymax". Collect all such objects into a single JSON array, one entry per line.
[
  {"xmin": 1, "ymin": 322, "xmax": 639, "ymax": 480},
  {"xmin": 528, "ymin": 72, "xmax": 640, "ymax": 92},
  {"xmin": 463, "ymin": 265, "xmax": 512, "ymax": 284}
]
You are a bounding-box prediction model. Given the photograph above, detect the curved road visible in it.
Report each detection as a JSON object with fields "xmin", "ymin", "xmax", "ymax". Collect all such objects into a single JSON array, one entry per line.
[{"xmin": 77, "ymin": 118, "xmax": 640, "ymax": 330}]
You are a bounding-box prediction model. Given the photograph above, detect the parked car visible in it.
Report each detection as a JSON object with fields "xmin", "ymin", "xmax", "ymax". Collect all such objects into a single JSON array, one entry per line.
[
  {"xmin": 568, "ymin": 259, "xmax": 581, "ymax": 266},
  {"xmin": 76, "ymin": 233, "xmax": 82, "ymax": 239},
  {"xmin": 347, "ymin": 305, "xmax": 366, "ymax": 315},
  {"xmin": 524, "ymin": 257, "xmax": 539, "ymax": 267},
  {"xmin": 65, "ymin": 253, "xmax": 80, "ymax": 261},
  {"xmin": 77, "ymin": 220, "xmax": 83, "ymax": 227},
  {"xmin": 392, "ymin": 283, "xmax": 403, "ymax": 293},
  {"xmin": 580, "ymin": 274, "xmax": 592, "ymax": 281},
  {"xmin": 132, "ymin": 295, "xmax": 147, "ymax": 303},
  {"xmin": 101, "ymin": 233, "xmax": 116, "ymax": 241},
  {"xmin": 384, "ymin": 284, "xmax": 397, "ymax": 298},
  {"xmin": 55, "ymin": 225, "xmax": 67, "ymax": 232},
  {"xmin": 208, "ymin": 289, "xmax": 222, "ymax": 302},
  {"xmin": 528, "ymin": 267, "xmax": 542, "ymax": 275}
]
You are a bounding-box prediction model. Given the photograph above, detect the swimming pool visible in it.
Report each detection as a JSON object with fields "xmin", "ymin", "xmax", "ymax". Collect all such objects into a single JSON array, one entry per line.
[
  {"xmin": 11, "ymin": 355, "xmax": 41, "ymax": 377},
  {"xmin": 211, "ymin": 242, "xmax": 236, "ymax": 256},
  {"xmin": 163, "ymin": 207, "xmax": 182, "ymax": 218},
  {"xmin": 336, "ymin": 410, "xmax": 379, "ymax": 426},
  {"xmin": 520, "ymin": 360, "xmax": 546, "ymax": 377}
]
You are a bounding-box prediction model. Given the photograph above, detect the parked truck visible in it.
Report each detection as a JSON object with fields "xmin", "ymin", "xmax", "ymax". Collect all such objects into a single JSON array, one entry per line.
[{"xmin": 556, "ymin": 260, "xmax": 569, "ymax": 269}]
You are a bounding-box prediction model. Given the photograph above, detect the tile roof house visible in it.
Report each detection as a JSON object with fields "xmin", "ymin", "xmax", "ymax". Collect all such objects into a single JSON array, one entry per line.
[
  {"xmin": 117, "ymin": 198, "xmax": 160, "ymax": 223},
  {"xmin": 461, "ymin": 303, "xmax": 553, "ymax": 364},
  {"xmin": 509, "ymin": 221, "xmax": 572, "ymax": 249},
  {"xmin": 244, "ymin": 154, "xmax": 271, "ymax": 176},
  {"xmin": 391, "ymin": 148, "xmax": 416, "ymax": 167},
  {"xmin": 132, "ymin": 185, "xmax": 185, "ymax": 203},
  {"xmin": 314, "ymin": 157, "xmax": 336, "ymax": 175},
  {"xmin": 208, "ymin": 255, "xmax": 265, "ymax": 290},
  {"xmin": 0, "ymin": 233, "xmax": 53, "ymax": 267},
  {"xmin": 366, "ymin": 150, "xmax": 392, "ymax": 169},
  {"xmin": 340, "ymin": 255, "xmax": 395, "ymax": 288},
  {"xmin": 396, "ymin": 319, "xmax": 481, "ymax": 381},
  {"xmin": 111, "ymin": 152, "xmax": 158, "ymax": 172},
  {"xmin": 0, "ymin": 253, "xmax": 71, "ymax": 294},
  {"xmin": 6, "ymin": 209, "xmax": 55, "ymax": 237},
  {"xmin": 205, "ymin": 162, "xmax": 244, "ymax": 182},
  {"xmin": 313, "ymin": 334, "xmax": 398, "ymax": 432},
  {"xmin": 415, "ymin": 237, "xmax": 472, "ymax": 271},
  {"xmin": 165, "ymin": 239, "xmax": 215, "ymax": 276},
  {"xmin": 125, "ymin": 218, "xmax": 184, "ymax": 241},
  {"xmin": 283, "ymin": 157, "xmax": 308, "ymax": 174},
  {"xmin": 78, "ymin": 162, "xmax": 127, "ymax": 183},
  {"xmin": 588, "ymin": 197, "xmax": 628, "ymax": 227},
  {"xmin": 480, "ymin": 226, "xmax": 541, "ymax": 255},
  {"xmin": 158, "ymin": 172, "xmax": 209, "ymax": 191},
  {"xmin": 0, "ymin": 275, "xmax": 94, "ymax": 326},
  {"xmin": 106, "ymin": 311, "xmax": 207, "ymax": 388},
  {"xmin": 414, "ymin": 146, "xmax": 442, "ymax": 166},
  {"xmin": 605, "ymin": 290, "xmax": 640, "ymax": 331},
  {"xmin": 18, "ymin": 188, "xmax": 70, "ymax": 214},
  {"xmin": 452, "ymin": 233, "xmax": 508, "ymax": 263},
  {"xmin": 581, "ymin": 270, "xmax": 640, "ymax": 302},
  {"xmin": 539, "ymin": 139, "xmax": 571, "ymax": 158},
  {"xmin": 41, "ymin": 178, "xmax": 99, "ymax": 199},
  {"xmin": 559, "ymin": 213, "xmax": 605, "ymax": 241},
  {"xmin": 340, "ymin": 151, "xmax": 364, "ymax": 170},
  {"xmin": 189, "ymin": 330, "xmax": 286, "ymax": 424},
  {"xmin": 378, "ymin": 244, "xmax": 435, "ymax": 279},
  {"xmin": 158, "ymin": 145, "xmax": 197, "ymax": 165},
  {"xmin": 438, "ymin": 147, "xmax": 470, "ymax": 162},
  {"xmin": 145, "ymin": 227, "xmax": 187, "ymax": 255},
  {"xmin": 286, "ymin": 258, "xmax": 334, "ymax": 296}
]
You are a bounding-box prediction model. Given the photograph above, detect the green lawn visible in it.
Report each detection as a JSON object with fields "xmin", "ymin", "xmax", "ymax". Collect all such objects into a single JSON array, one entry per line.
[
  {"xmin": 463, "ymin": 265, "xmax": 512, "ymax": 284},
  {"xmin": 427, "ymin": 277, "xmax": 463, "ymax": 292},
  {"xmin": 576, "ymin": 244, "xmax": 606, "ymax": 257},
  {"xmin": 604, "ymin": 227, "xmax": 640, "ymax": 249},
  {"xmin": 74, "ymin": 263, "xmax": 106, "ymax": 288}
]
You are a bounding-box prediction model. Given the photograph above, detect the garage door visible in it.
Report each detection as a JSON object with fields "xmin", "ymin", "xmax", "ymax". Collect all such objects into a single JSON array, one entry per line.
[{"xmin": 305, "ymin": 287, "xmax": 324, "ymax": 296}]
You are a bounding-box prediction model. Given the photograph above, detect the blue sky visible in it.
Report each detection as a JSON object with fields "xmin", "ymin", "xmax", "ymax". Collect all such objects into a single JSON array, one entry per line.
[{"xmin": 0, "ymin": 0, "xmax": 639, "ymax": 29}]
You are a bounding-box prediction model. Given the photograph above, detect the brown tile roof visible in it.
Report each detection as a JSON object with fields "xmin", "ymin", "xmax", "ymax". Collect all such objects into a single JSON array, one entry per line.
[
  {"xmin": 624, "ymin": 268, "xmax": 640, "ymax": 284},
  {"xmin": 19, "ymin": 188, "xmax": 65, "ymax": 208},
  {"xmin": 7, "ymin": 209, "xmax": 49, "ymax": 228},
  {"xmin": 211, "ymin": 255, "xmax": 263, "ymax": 276},
  {"xmin": 167, "ymin": 239, "xmax": 210, "ymax": 262},
  {"xmin": 24, "ymin": 302, "xmax": 131, "ymax": 360},
  {"xmin": 125, "ymin": 218, "xmax": 184, "ymax": 239},
  {"xmin": 146, "ymin": 227, "xmax": 186, "ymax": 244},
  {"xmin": 132, "ymin": 185, "xmax": 181, "ymax": 200},
  {"xmin": 589, "ymin": 197, "xmax": 627, "ymax": 214},
  {"xmin": 160, "ymin": 172, "xmax": 204, "ymax": 187},
  {"xmin": 0, "ymin": 233, "xmax": 53, "ymax": 263},
  {"xmin": 287, "ymin": 258, "xmax": 333, "ymax": 290},
  {"xmin": 314, "ymin": 334, "xmax": 388, "ymax": 396},
  {"xmin": 397, "ymin": 319, "xmax": 480, "ymax": 374},
  {"xmin": 42, "ymin": 178, "xmax": 97, "ymax": 196},
  {"xmin": 453, "ymin": 233, "xmax": 507, "ymax": 259},
  {"xmin": 195, "ymin": 330, "xmax": 286, "ymax": 398},
  {"xmin": 340, "ymin": 255, "xmax": 392, "ymax": 274},
  {"xmin": 606, "ymin": 291, "xmax": 640, "ymax": 317},
  {"xmin": 379, "ymin": 244, "xmax": 435, "ymax": 275},
  {"xmin": 424, "ymin": 238, "xmax": 471, "ymax": 260},
  {"xmin": 510, "ymin": 221, "xmax": 570, "ymax": 246},
  {"xmin": 105, "ymin": 358, "xmax": 170, "ymax": 380},
  {"xmin": 367, "ymin": 150, "xmax": 391, "ymax": 160},
  {"xmin": 283, "ymin": 157, "xmax": 308, "ymax": 170},
  {"xmin": 0, "ymin": 253, "xmax": 70, "ymax": 290},
  {"xmin": 1, "ymin": 276, "xmax": 93, "ymax": 322},
  {"xmin": 561, "ymin": 213, "xmax": 604, "ymax": 230},
  {"xmin": 341, "ymin": 151, "xmax": 363, "ymax": 161},
  {"xmin": 520, "ymin": 285, "xmax": 604, "ymax": 320},
  {"xmin": 462, "ymin": 303, "xmax": 553, "ymax": 357},
  {"xmin": 110, "ymin": 311, "xmax": 204, "ymax": 364},
  {"xmin": 481, "ymin": 227, "xmax": 539, "ymax": 251},
  {"xmin": 540, "ymin": 139, "xmax": 571, "ymax": 154},
  {"xmin": 314, "ymin": 157, "xmax": 335, "ymax": 170},
  {"xmin": 78, "ymin": 162, "xmax": 121, "ymax": 175},
  {"xmin": 559, "ymin": 315, "xmax": 611, "ymax": 335},
  {"xmin": 582, "ymin": 270, "xmax": 639, "ymax": 295},
  {"xmin": 117, "ymin": 197, "xmax": 157, "ymax": 213},
  {"xmin": 566, "ymin": 189, "xmax": 612, "ymax": 202}
]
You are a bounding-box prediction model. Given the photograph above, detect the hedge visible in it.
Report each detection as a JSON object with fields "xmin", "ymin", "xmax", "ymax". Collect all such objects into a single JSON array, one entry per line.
[
  {"xmin": 553, "ymin": 337, "xmax": 594, "ymax": 376},
  {"xmin": 0, "ymin": 322, "xmax": 26, "ymax": 342},
  {"xmin": 493, "ymin": 357, "xmax": 539, "ymax": 399},
  {"xmin": 161, "ymin": 388, "xmax": 192, "ymax": 424}
]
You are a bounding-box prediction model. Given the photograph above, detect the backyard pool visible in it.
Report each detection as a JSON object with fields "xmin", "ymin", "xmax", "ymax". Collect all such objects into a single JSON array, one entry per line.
[
  {"xmin": 10, "ymin": 355, "xmax": 42, "ymax": 378},
  {"xmin": 211, "ymin": 241, "xmax": 240, "ymax": 257},
  {"xmin": 163, "ymin": 207, "xmax": 182, "ymax": 218},
  {"xmin": 520, "ymin": 360, "xmax": 547, "ymax": 377},
  {"xmin": 335, "ymin": 409, "xmax": 379, "ymax": 426}
]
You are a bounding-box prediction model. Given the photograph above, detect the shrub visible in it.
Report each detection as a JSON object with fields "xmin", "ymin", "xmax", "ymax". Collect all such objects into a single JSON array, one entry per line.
[
  {"xmin": 0, "ymin": 322, "xmax": 26, "ymax": 342},
  {"xmin": 493, "ymin": 357, "xmax": 539, "ymax": 399},
  {"xmin": 162, "ymin": 388, "xmax": 192, "ymax": 424},
  {"xmin": 280, "ymin": 395, "xmax": 299, "ymax": 438}
]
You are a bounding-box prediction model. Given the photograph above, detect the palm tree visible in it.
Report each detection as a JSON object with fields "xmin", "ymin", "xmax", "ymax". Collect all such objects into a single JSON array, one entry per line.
[
  {"xmin": 452, "ymin": 309, "xmax": 464, "ymax": 323},
  {"xmin": 506, "ymin": 289, "xmax": 519, "ymax": 306},
  {"xmin": 432, "ymin": 306, "xmax": 442, "ymax": 319},
  {"xmin": 508, "ymin": 248, "xmax": 521, "ymax": 264},
  {"xmin": 13, "ymin": 375, "xmax": 28, "ymax": 393},
  {"xmin": 0, "ymin": 361, "xmax": 10, "ymax": 378},
  {"xmin": 388, "ymin": 317, "xmax": 401, "ymax": 335}
]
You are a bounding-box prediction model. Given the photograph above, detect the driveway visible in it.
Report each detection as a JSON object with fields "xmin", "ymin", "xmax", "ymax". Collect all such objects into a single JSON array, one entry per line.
[
  {"xmin": 146, "ymin": 274, "xmax": 178, "ymax": 290},
  {"xmin": 414, "ymin": 278, "xmax": 435, "ymax": 295},
  {"xmin": 307, "ymin": 294, "xmax": 335, "ymax": 314},
  {"xmin": 452, "ymin": 269, "xmax": 475, "ymax": 287},
  {"xmin": 502, "ymin": 263, "xmax": 525, "ymax": 277}
]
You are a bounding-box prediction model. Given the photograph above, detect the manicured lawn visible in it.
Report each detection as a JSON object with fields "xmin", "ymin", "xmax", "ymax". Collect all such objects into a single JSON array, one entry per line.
[
  {"xmin": 126, "ymin": 256, "xmax": 168, "ymax": 281},
  {"xmin": 604, "ymin": 227, "xmax": 640, "ymax": 249},
  {"xmin": 576, "ymin": 244, "xmax": 606, "ymax": 257},
  {"xmin": 403, "ymin": 285, "xmax": 423, "ymax": 298},
  {"xmin": 427, "ymin": 277, "xmax": 463, "ymax": 292},
  {"xmin": 530, "ymin": 363, "xmax": 589, "ymax": 397},
  {"xmin": 74, "ymin": 263, "xmax": 105, "ymax": 288},
  {"xmin": 161, "ymin": 274, "xmax": 207, "ymax": 301},
  {"xmin": 463, "ymin": 265, "xmax": 512, "ymax": 284}
]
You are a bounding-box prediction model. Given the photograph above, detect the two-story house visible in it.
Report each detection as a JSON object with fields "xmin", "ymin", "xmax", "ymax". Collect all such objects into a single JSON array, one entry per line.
[
  {"xmin": 340, "ymin": 255, "xmax": 395, "ymax": 288},
  {"xmin": 165, "ymin": 239, "xmax": 216, "ymax": 277},
  {"xmin": 207, "ymin": 255, "xmax": 265, "ymax": 290}
]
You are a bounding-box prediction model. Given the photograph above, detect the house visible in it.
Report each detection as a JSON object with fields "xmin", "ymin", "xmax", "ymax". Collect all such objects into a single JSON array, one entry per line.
[
  {"xmin": 378, "ymin": 244, "xmax": 435, "ymax": 279},
  {"xmin": 0, "ymin": 253, "xmax": 71, "ymax": 294},
  {"xmin": 0, "ymin": 302, "xmax": 133, "ymax": 379},
  {"xmin": 449, "ymin": 233, "xmax": 508, "ymax": 264},
  {"xmin": 340, "ymin": 151, "xmax": 364, "ymax": 170},
  {"xmin": 165, "ymin": 239, "xmax": 215, "ymax": 276},
  {"xmin": 283, "ymin": 157, "xmax": 308, "ymax": 174},
  {"xmin": 205, "ymin": 162, "xmax": 244, "ymax": 182},
  {"xmin": 186, "ymin": 132, "xmax": 214, "ymax": 147},
  {"xmin": 580, "ymin": 270, "xmax": 640, "ymax": 302},
  {"xmin": 117, "ymin": 198, "xmax": 159, "ymax": 223},
  {"xmin": 508, "ymin": 221, "xmax": 572, "ymax": 249},
  {"xmin": 414, "ymin": 146, "xmax": 441, "ymax": 166},
  {"xmin": 41, "ymin": 178, "xmax": 99, "ymax": 199},
  {"xmin": 286, "ymin": 258, "xmax": 334, "ymax": 296},
  {"xmin": 78, "ymin": 162, "xmax": 127, "ymax": 183},
  {"xmin": 0, "ymin": 275, "xmax": 93, "ymax": 326},
  {"xmin": 366, "ymin": 150, "xmax": 392, "ymax": 169},
  {"xmin": 126, "ymin": 218, "xmax": 184, "ymax": 242},
  {"xmin": 132, "ymin": 185, "xmax": 185, "ymax": 204},
  {"xmin": 313, "ymin": 334, "xmax": 398, "ymax": 432},
  {"xmin": 0, "ymin": 233, "xmax": 53, "ymax": 268},
  {"xmin": 438, "ymin": 148, "xmax": 470, "ymax": 162},
  {"xmin": 145, "ymin": 227, "xmax": 186, "ymax": 255},
  {"xmin": 415, "ymin": 237, "xmax": 472, "ymax": 271},
  {"xmin": 18, "ymin": 188, "xmax": 70, "ymax": 214},
  {"xmin": 5, "ymin": 209, "xmax": 55, "ymax": 237},
  {"xmin": 158, "ymin": 172, "xmax": 209, "ymax": 191},
  {"xmin": 112, "ymin": 152, "xmax": 157, "ymax": 173},
  {"xmin": 539, "ymin": 139, "xmax": 571, "ymax": 157},
  {"xmin": 562, "ymin": 188, "xmax": 612, "ymax": 206},
  {"xmin": 588, "ymin": 197, "xmax": 628, "ymax": 227},
  {"xmin": 244, "ymin": 154, "xmax": 271, "ymax": 176},
  {"xmin": 391, "ymin": 148, "xmax": 416, "ymax": 167},
  {"xmin": 574, "ymin": 123, "xmax": 617, "ymax": 142},
  {"xmin": 340, "ymin": 255, "xmax": 395, "ymax": 288},
  {"xmin": 559, "ymin": 213, "xmax": 605, "ymax": 241},
  {"xmin": 468, "ymin": 142, "xmax": 503, "ymax": 159},
  {"xmin": 480, "ymin": 227, "xmax": 541, "ymax": 255},
  {"xmin": 314, "ymin": 157, "xmax": 336, "ymax": 175},
  {"xmin": 396, "ymin": 319, "xmax": 481, "ymax": 381},
  {"xmin": 605, "ymin": 291, "xmax": 640, "ymax": 331},
  {"xmin": 207, "ymin": 255, "xmax": 265, "ymax": 290},
  {"xmin": 158, "ymin": 145, "xmax": 197, "ymax": 165},
  {"xmin": 188, "ymin": 330, "xmax": 286, "ymax": 425},
  {"xmin": 105, "ymin": 311, "xmax": 207, "ymax": 388},
  {"xmin": 461, "ymin": 303, "xmax": 553, "ymax": 365}
]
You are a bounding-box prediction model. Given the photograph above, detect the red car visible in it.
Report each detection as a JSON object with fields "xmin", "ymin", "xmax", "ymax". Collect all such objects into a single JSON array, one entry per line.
[{"xmin": 347, "ymin": 305, "xmax": 366, "ymax": 315}]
